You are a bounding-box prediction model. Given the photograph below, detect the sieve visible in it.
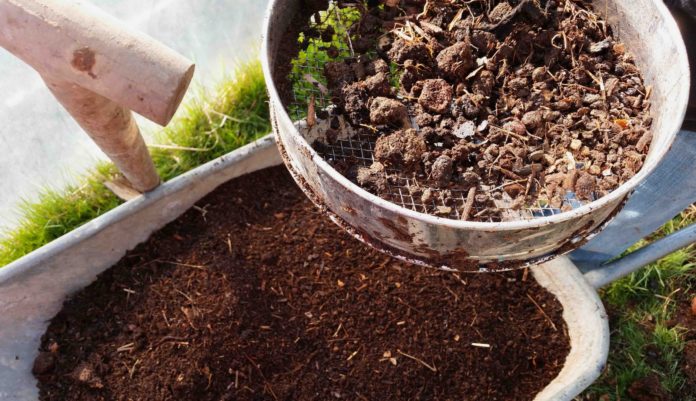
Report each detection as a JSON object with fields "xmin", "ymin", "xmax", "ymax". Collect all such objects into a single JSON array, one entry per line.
[{"xmin": 262, "ymin": 0, "xmax": 690, "ymax": 270}]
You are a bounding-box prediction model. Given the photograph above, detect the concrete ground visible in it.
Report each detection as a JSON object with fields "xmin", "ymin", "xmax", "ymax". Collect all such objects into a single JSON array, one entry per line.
[{"xmin": 0, "ymin": 0, "xmax": 269, "ymax": 229}]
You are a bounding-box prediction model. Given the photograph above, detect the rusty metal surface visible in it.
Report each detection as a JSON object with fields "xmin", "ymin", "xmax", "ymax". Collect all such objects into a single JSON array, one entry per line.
[{"xmin": 261, "ymin": 0, "xmax": 690, "ymax": 269}]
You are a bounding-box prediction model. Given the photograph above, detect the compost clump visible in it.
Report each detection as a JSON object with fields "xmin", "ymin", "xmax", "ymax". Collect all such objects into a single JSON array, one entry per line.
[
  {"xmin": 35, "ymin": 167, "xmax": 570, "ymax": 401},
  {"xmin": 288, "ymin": 0, "xmax": 653, "ymax": 222}
]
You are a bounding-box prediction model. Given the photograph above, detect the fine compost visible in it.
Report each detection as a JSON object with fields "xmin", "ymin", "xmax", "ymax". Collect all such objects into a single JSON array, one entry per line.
[{"xmin": 35, "ymin": 167, "xmax": 570, "ymax": 401}]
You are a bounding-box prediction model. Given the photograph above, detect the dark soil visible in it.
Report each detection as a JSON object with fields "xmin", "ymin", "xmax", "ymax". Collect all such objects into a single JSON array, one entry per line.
[
  {"xmin": 290, "ymin": 0, "xmax": 653, "ymax": 221},
  {"xmin": 627, "ymin": 373, "xmax": 670, "ymax": 401},
  {"xmin": 35, "ymin": 167, "xmax": 570, "ymax": 401},
  {"xmin": 671, "ymin": 292, "xmax": 696, "ymax": 399}
]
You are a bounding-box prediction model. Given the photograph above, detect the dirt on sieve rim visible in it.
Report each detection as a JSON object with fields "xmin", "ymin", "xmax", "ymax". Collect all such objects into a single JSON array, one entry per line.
[
  {"xmin": 34, "ymin": 167, "xmax": 570, "ymax": 401},
  {"xmin": 284, "ymin": 0, "xmax": 653, "ymax": 222}
]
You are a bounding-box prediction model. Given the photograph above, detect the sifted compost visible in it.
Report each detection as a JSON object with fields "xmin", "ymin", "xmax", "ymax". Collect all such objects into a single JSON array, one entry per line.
[
  {"xmin": 286, "ymin": 0, "xmax": 653, "ymax": 222},
  {"xmin": 35, "ymin": 167, "xmax": 570, "ymax": 401}
]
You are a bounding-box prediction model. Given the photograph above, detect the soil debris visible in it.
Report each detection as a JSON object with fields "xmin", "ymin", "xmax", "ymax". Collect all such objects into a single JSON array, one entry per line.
[
  {"xmin": 627, "ymin": 373, "xmax": 670, "ymax": 401},
  {"xmin": 288, "ymin": 0, "xmax": 653, "ymax": 221}
]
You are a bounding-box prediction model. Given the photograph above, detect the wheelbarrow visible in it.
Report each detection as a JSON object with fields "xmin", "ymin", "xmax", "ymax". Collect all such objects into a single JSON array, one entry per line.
[{"xmin": 0, "ymin": 128, "xmax": 694, "ymax": 400}]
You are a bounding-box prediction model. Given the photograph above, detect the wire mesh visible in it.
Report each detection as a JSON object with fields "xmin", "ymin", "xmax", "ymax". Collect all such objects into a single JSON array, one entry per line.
[{"xmin": 287, "ymin": 1, "xmax": 594, "ymax": 221}]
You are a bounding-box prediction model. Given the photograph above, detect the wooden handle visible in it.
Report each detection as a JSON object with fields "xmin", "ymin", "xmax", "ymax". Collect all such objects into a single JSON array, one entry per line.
[
  {"xmin": 44, "ymin": 77, "xmax": 160, "ymax": 192},
  {"xmin": 0, "ymin": 0, "xmax": 195, "ymax": 126},
  {"xmin": 0, "ymin": 0, "xmax": 198, "ymax": 192}
]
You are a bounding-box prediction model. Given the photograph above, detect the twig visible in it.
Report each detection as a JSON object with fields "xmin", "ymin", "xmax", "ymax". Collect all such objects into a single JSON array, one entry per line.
[
  {"xmin": 302, "ymin": 74, "xmax": 328, "ymax": 96},
  {"xmin": 489, "ymin": 179, "xmax": 527, "ymax": 192},
  {"xmin": 116, "ymin": 343, "xmax": 135, "ymax": 352},
  {"xmin": 307, "ymin": 95, "xmax": 316, "ymax": 127},
  {"xmin": 397, "ymin": 297, "xmax": 423, "ymax": 314},
  {"xmin": 460, "ymin": 187, "xmax": 477, "ymax": 221},
  {"xmin": 397, "ymin": 349, "xmax": 437, "ymax": 372},
  {"xmin": 163, "ymin": 261, "xmax": 208, "ymax": 270},
  {"xmin": 334, "ymin": 4, "xmax": 354, "ymax": 57},
  {"xmin": 490, "ymin": 124, "xmax": 529, "ymax": 142},
  {"xmin": 155, "ymin": 335, "xmax": 191, "ymax": 347},
  {"xmin": 493, "ymin": 166, "xmax": 523, "ymax": 180},
  {"xmin": 245, "ymin": 354, "xmax": 279, "ymax": 401},
  {"xmin": 347, "ymin": 348, "xmax": 360, "ymax": 361},
  {"xmin": 526, "ymin": 293, "xmax": 557, "ymax": 331}
]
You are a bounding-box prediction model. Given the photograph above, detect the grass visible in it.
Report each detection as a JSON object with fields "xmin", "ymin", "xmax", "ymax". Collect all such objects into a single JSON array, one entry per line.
[
  {"xmin": 0, "ymin": 58, "xmax": 270, "ymax": 267},
  {"xmin": 581, "ymin": 206, "xmax": 696, "ymax": 400},
  {"xmin": 287, "ymin": 3, "xmax": 363, "ymax": 119},
  {"xmin": 0, "ymin": 53, "xmax": 693, "ymax": 401}
]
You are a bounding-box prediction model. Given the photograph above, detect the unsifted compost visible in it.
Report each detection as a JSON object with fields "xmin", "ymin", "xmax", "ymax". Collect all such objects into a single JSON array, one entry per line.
[
  {"xmin": 35, "ymin": 167, "xmax": 570, "ymax": 401},
  {"xmin": 285, "ymin": 0, "xmax": 653, "ymax": 221}
]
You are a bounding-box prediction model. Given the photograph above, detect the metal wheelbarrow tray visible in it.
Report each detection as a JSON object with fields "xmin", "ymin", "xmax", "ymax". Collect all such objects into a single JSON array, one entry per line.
[
  {"xmin": 261, "ymin": 0, "xmax": 690, "ymax": 268},
  {"xmin": 0, "ymin": 136, "xmax": 608, "ymax": 401}
]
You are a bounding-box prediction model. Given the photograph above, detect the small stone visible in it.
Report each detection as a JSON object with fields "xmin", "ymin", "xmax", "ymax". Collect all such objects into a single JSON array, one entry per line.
[
  {"xmin": 589, "ymin": 165, "xmax": 602, "ymax": 175},
  {"xmin": 72, "ymin": 362, "xmax": 104, "ymax": 389},
  {"xmin": 48, "ymin": 342, "xmax": 60, "ymax": 353},
  {"xmin": 453, "ymin": 121, "xmax": 476, "ymax": 139},
  {"xmin": 570, "ymin": 139, "xmax": 582, "ymax": 150}
]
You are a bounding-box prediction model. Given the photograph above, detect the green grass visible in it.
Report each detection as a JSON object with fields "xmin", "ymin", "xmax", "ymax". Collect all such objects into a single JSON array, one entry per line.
[
  {"xmin": 0, "ymin": 58, "xmax": 270, "ymax": 267},
  {"xmin": 287, "ymin": 3, "xmax": 362, "ymax": 119},
  {"xmin": 581, "ymin": 206, "xmax": 696, "ymax": 400},
  {"xmin": 0, "ymin": 163, "xmax": 121, "ymax": 266}
]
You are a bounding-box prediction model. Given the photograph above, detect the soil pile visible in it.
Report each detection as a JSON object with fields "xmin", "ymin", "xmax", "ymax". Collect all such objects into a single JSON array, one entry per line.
[
  {"xmin": 35, "ymin": 167, "xmax": 570, "ymax": 401},
  {"xmin": 295, "ymin": 0, "xmax": 652, "ymax": 221}
]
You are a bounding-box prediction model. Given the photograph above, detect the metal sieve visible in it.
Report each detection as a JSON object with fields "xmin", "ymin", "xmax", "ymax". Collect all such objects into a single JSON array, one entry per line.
[{"xmin": 262, "ymin": 0, "xmax": 690, "ymax": 270}]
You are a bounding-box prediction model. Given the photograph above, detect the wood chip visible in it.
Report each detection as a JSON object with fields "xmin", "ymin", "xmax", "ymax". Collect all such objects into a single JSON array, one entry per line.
[{"xmin": 460, "ymin": 187, "xmax": 477, "ymax": 221}]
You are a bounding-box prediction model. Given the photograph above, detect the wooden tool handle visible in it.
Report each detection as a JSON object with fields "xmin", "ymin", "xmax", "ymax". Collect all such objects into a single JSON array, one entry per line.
[
  {"xmin": 0, "ymin": 0, "xmax": 196, "ymax": 193},
  {"xmin": 44, "ymin": 77, "xmax": 160, "ymax": 192},
  {"xmin": 0, "ymin": 0, "xmax": 195, "ymax": 126}
]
